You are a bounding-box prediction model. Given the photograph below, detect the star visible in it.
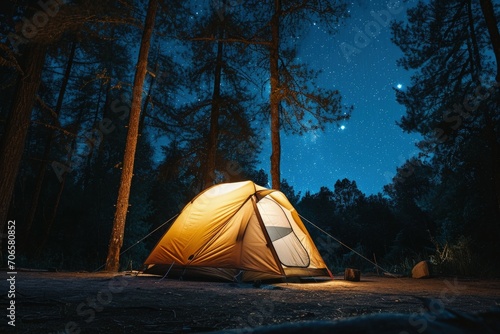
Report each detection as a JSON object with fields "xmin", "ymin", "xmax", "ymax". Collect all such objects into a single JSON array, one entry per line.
[
  {"xmin": 340, "ymin": 125, "xmax": 346, "ymax": 130},
  {"xmin": 396, "ymin": 84, "xmax": 403, "ymax": 89}
]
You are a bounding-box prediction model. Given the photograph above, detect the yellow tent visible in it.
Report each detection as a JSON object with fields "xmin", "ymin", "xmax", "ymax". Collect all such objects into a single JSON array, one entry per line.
[{"xmin": 143, "ymin": 181, "xmax": 332, "ymax": 281}]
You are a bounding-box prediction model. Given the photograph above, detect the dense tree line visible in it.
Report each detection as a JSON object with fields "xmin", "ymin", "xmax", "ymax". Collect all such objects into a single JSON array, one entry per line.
[
  {"xmin": 0, "ymin": 0, "xmax": 498, "ymax": 276},
  {"xmin": 388, "ymin": 0, "xmax": 500, "ymax": 275}
]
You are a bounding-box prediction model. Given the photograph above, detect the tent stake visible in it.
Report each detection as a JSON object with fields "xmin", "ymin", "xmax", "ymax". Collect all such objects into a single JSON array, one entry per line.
[{"xmin": 157, "ymin": 261, "xmax": 175, "ymax": 283}]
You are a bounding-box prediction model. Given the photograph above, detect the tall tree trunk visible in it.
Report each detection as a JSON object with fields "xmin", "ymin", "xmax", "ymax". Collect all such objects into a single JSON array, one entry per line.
[
  {"xmin": 269, "ymin": 0, "xmax": 281, "ymax": 190},
  {"xmin": 479, "ymin": 0, "xmax": 500, "ymax": 82},
  {"xmin": 203, "ymin": 21, "xmax": 225, "ymax": 189},
  {"xmin": 139, "ymin": 75, "xmax": 154, "ymax": 135},
  {"xmin": 0, "ymin": 44, "xmax": 47, "ymax": 248},
  {"xmin": 139, "ymin": 47, "xmax": 160, "ymax": 135},
  {"xmin": 105, "ymin": 0, "xmax": 158, "ymax": 272},
  {"xmin": 39, "ymin": 104, "xmax": 86, "ymax": 258},
  {"xmin": 91, "ymin": 79, "xmax": 113, "ymax": 170},
  {"xmin": 467, "ymin": 0, "xmax": 482, "ymax": 82},
  {"xmin": 34, "ymin": 139, "xmax": 74, "ymax": 258},
  {"xmin": 83, "ymin": 75, "xmax": 106, "ymax": 191},
  {"xmin": 24, "ymin": 40, "xmax": 76, "ymax": 245}
]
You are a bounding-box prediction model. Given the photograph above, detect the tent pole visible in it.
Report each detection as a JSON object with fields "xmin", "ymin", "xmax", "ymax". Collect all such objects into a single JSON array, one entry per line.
[{"xmin": 251, "ymin": 196, "xmax": 287, "ymax": 279}]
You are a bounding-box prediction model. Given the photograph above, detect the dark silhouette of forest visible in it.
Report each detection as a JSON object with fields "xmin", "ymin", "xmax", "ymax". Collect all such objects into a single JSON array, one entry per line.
[{"xmin": 0, "ymin": 0, "xmax": 499, "ymax": 277}]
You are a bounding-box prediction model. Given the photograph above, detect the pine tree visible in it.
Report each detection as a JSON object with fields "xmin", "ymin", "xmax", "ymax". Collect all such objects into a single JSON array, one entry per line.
[
  {"xmin": 254, "ymin": 0, "xmax": 351, "ymax": 189},
  {"xmin": 187, "ymin": 5, "xmax": 258, "ymax": 189},
  {"xmin": 105, "ymin": 0, "xmax": 159, "ymax": 272},
  {"xmin": 0, "ymin": 42, "xmax": 47, "ymax": 249},
  {"xmin": 0, "ymin": 0, "xmax": 135, "ymax": 250}
]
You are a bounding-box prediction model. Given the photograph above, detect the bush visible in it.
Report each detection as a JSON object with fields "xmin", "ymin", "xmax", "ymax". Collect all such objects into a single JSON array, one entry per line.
[{"xmin": 430, "ymin": 235, "xmax": 485, "ymax": 277}]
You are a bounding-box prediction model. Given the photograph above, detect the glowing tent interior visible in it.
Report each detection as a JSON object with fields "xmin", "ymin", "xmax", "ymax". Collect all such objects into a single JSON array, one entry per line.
[{"xmin": 143, "ymin": 181, "xmax": 332, "ymax": 281}]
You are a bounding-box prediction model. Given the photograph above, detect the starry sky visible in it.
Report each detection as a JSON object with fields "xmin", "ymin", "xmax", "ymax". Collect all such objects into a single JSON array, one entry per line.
[{"xmin": 259, "ymin": 0, "xmax": 422, "ymax": 195}]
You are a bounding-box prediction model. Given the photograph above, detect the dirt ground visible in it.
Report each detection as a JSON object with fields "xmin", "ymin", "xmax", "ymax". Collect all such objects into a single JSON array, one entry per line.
[{"xmin": 1, "ymin": 270, "xmax": 499, "ymax": 333}]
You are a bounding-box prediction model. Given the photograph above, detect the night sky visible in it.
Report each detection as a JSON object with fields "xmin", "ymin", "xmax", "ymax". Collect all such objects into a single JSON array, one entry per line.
[{"xmin": 259, "ymin": 0, "xmax": 422, "ymax": 195}]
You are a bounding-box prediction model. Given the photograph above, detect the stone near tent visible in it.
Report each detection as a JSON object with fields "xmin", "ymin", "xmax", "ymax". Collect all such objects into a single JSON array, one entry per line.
[
  {"xmin": 344, "ymin": 268, "xmax": 360, "ymax": 281},
  {"xmin": 412, "ymin": 260, "xmax": 430, "ymax": 279}
]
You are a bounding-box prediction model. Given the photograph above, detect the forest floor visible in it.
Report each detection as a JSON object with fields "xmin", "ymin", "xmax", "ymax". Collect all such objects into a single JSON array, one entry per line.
[{"xmin": 1, "ymin": 270, "xmax": 499, "ymax": 333}]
